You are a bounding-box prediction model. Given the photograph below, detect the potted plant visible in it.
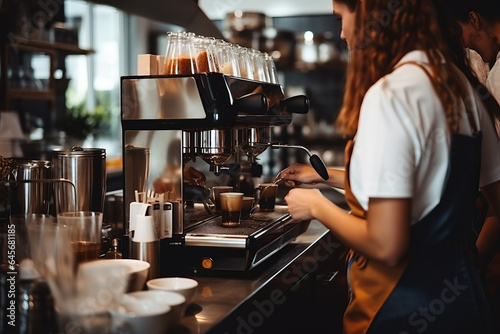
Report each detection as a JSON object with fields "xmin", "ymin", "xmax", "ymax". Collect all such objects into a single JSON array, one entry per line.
[{"xmin": 55, "ymin": 103, "xmax": 111, "ymax": 143}]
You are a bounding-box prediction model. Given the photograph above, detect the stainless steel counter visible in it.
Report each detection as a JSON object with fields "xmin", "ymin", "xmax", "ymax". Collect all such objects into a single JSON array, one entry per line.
[{"xmin": 172, "ymin": 219, "xmax": 348, "ymax": 333}]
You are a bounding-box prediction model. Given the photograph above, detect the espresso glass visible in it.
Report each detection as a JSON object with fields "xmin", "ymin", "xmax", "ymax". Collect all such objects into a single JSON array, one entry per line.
[
  {"xmin": 236, "ymin": 45, "xmax": 255, "ymax": 80},
  {"xmin": 211, "ymin": 186, "xmax": 234, "ymax": 213},
  {"xmin": 214, "ymin": 41, "xmax": 240, "ymax": 77},
  {"xmin": 241, "ymin": 197, "xmax": 254, "ymax": 217},
  {"xmin": 250, "ymin": 50, "xmax": 270, "ymax": 82},
  {"xmin": 257, "ymin": 183, "xmax": 278, "ymax": 212},
  {"xmin": 193, "ymin": 36, "xmax": 218, "ymax": 73},
  {"xmin": 220, "ymin": 192, "xmax": 244, "ymax": 227},
  {"xmin": 264, "ymin": 53, "xmax": 279, "ymax": 84}
]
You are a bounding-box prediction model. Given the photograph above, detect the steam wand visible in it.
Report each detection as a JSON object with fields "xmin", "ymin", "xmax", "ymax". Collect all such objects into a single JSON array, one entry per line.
[{"xmin": 270, "ymin": 144, "xmax": 329, "ymax": 180}]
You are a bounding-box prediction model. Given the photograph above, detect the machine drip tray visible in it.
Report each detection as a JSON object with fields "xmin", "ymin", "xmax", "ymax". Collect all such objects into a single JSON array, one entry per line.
[
  {"xmin": 181, "ymin": 205, "xmax": 310, "ymax": 272},
  {"xmin": 186, "ymin": 207, "xmax": 291, "ymax": 236}
]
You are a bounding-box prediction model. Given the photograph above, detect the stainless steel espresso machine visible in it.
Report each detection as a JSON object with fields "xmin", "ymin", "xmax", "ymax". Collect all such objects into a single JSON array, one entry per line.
[{"xmin": 121, "ymin": 69, "xmax": 328, "ymax": 275}]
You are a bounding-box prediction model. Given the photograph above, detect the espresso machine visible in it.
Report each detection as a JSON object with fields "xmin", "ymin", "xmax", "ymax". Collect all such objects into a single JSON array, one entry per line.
[{"xmin": 121, "ymin": 69, "xmax": 328, "ymax": 275}]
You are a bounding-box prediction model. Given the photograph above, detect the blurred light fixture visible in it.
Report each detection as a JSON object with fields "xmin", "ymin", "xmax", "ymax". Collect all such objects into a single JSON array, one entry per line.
[
  {"xmin": 271, "ymin": 50, "xmax": 281, "ymax": 59},
  {"xmin": 304, "ymin": 31, "xmax": 314, "ymax": 45}
]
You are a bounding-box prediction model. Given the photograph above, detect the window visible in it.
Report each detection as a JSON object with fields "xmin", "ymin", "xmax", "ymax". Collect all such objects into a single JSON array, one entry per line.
[{"xmin": 65, "ymin": 0, "xmax": 125, "ymax": 158}]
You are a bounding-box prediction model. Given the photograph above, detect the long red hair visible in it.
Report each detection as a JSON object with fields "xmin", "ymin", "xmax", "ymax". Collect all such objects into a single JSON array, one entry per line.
[{"xmin": 336, "ymin": 0, "xmax": 468, "ymax": 136}]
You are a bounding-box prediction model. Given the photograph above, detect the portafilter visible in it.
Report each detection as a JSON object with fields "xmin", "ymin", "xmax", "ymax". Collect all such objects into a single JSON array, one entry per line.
[
  {"xmin": 198, "ymin": 129, "xmax": 236, "ymax": 173},
  {"xmin": 238, "ymin": 127, "xmax": 272, "ymax": 163}
]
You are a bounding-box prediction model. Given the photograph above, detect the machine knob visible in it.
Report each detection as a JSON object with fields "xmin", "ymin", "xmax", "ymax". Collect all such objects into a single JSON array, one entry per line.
[
  {"xmin": 234, "ymin": 93, "xmax": 268, "ymax": 115},
  {"xmin": 280, "ymin": 95, "xmax": 309, "ymax": 114}
]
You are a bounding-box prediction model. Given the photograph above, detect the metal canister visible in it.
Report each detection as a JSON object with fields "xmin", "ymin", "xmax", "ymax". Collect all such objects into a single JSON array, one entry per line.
[
  {"xmin": 10, "ymin": 159, "xmax": 51, "ymax": 215},
  {"xmin": 52, "ymin": 147, "xmax": 106, "ymax": 214}
]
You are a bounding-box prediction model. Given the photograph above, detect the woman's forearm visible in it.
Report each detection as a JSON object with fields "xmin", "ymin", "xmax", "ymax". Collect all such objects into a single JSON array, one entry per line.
[
  {"xmin": 324, "ymin": 168, "xmax": 346, "ymax": 189},
  {"xmin": 311, "ymin": 195, "xmax": 411, "ymax": 266}
]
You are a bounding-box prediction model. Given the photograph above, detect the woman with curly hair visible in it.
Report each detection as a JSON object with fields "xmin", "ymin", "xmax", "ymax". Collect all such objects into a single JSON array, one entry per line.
[{"xmin": 277, "ymin": 0, "xmax": 500, "ymax": 332}]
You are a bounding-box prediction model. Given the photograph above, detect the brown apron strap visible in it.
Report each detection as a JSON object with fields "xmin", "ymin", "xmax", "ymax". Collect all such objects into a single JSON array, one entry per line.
[
  {"xmin": 343, "ymin": 139, "xmax": 366, "ymax": 218},
  {"xmin": 343, "ymin": 139, "xmax": 408, "ymax": 333}
]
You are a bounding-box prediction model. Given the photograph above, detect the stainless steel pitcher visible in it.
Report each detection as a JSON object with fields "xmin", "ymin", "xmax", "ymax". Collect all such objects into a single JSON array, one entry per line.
[
  {"xmin": 10, "ymin": 159, "xmax": 52, "ymax": 215},
  {"xmin": 52, "ymin": 147, "xmax": 106, "ymax": 213}
]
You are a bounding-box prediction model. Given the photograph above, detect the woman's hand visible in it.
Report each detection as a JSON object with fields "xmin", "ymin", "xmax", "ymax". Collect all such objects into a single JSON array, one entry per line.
[
  {"xmin": 184, "ymin": 166, "xmax": 206, "ymax": 187},
  {"xmin": 284, "ymin": 188, "xmax": 326, "ymax": 221},
  {"xmin": 276, "ymin": 163, "xmax": 323, "ymax": 187}
]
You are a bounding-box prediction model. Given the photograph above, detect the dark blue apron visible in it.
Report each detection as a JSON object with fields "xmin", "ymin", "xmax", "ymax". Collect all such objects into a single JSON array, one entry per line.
[{"xmin": 343, "ymin": 132, "xmax": 492, "ymax": 333}]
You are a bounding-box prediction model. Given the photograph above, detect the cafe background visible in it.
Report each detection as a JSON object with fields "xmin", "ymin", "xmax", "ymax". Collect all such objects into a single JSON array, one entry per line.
[
  {"xmin": 0, "ymin": 1, "xmax": 351, "ymax": 332},
  {"xmin": 0, "ymin": 0, "xmax": 347, "ymax": 195}
]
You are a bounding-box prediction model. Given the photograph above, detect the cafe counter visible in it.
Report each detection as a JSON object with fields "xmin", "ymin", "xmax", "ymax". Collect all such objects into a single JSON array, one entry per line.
[{"xmin": 173, "ymin": 219, "xmax": 349, "ymax": 334}]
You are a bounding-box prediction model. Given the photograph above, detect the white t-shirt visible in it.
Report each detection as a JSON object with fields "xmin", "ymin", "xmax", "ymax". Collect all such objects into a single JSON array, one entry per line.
[
  {"xmin": 468, "ymin": 48, "xmax": 490, "ymax": 85},
  {"xmin": 486, "ymin": 51, "xmax": 500, "ymax": 135},
  {"xmin": 350, "ymin": 50, "xmax": 500, "ymax": 224},
  {"xmin": 486, "ymin": 51, "xmax": 500, "ymax": 104}
]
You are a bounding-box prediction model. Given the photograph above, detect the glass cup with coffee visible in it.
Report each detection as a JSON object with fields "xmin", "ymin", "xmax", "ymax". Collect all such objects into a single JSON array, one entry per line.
[
  {"xmin": 211, "ymin": 185, "xmax": 234, "ymax": 213},
  {"xmin": 219, "ymin": 192, "xmax": 244, "ymax": 227},
  {"xmin": 256, "ymin": 183, "xmax": 278, "ymax": 212},
  {"xmin": 241, "ymin": 197, "xmax": 254, "ymax": 217},
  {"xmin": 57, "ymin": 211, "xmax": 103, "ymax": 272}
]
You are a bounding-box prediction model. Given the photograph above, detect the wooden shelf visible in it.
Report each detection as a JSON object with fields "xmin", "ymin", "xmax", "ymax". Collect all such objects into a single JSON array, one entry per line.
[
  {"xmin": 2, "ymin": 38, "xmax": 91, "ymax": 111},
  {"xmin": 7, "ymin": 37, "xmax": 94, "ymax": 55},
  {"xmin": 6, "ymin": 88, "xmax": 56, "ymax": 101}
]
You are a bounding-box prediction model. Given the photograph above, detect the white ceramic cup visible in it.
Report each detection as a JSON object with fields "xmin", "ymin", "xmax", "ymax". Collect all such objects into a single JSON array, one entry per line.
[
  {"xmin": 127, "ymin": 290, "xmax": 185, "ymax": 327},
  {"xmin": 111, "ymin": 294, "xmax": 171, "ymax": 334},
  {"xmin": 147, "ymin": 277, "xmax": 198, "ymax": 311}
]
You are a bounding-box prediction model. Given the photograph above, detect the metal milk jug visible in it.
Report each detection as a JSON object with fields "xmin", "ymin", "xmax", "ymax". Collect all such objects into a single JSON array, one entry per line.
[{"xmin": 9, "ymin": 159, "xmax": 51, "ymax": 215}]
